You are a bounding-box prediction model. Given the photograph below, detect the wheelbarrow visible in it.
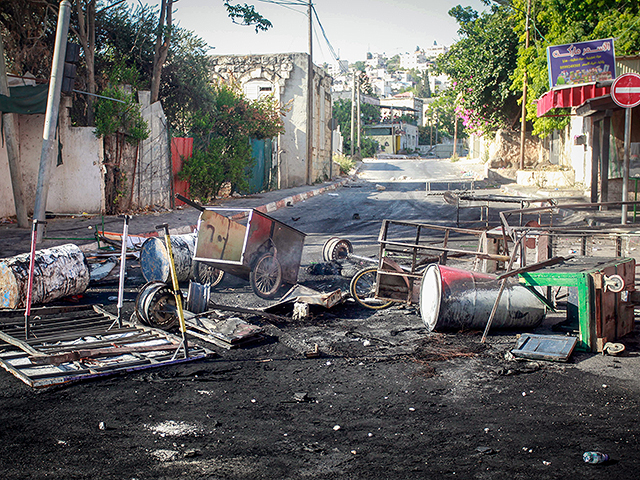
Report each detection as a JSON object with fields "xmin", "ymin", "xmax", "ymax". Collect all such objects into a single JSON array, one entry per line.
[{"xmin": 193, "ymin": 207, "xmax": 306, "ymax": 299}]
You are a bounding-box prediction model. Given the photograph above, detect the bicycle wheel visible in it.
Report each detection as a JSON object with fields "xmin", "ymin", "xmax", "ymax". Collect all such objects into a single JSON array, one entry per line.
[{"xmin": 349, "ymin": 267, "xmax": 393, "ymax": 310}]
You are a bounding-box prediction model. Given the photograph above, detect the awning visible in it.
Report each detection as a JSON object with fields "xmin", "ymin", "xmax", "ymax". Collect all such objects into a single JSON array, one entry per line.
[
  {"xmin": 575, "ymin": 94, "xmax": 618, "ymax": 117},
  {"xmin": 536, "ymin": 82, "xmax": 611, "ymax": 117}
]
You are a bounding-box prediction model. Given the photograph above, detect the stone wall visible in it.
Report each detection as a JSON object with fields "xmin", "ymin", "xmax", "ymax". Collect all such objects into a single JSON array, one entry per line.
[
  {"xmin": 487, "ymin": 128, "xmax": 540, "ymax": 169},
  {"xmin": 208, "ymin": 53, "xmax": 332, "ymax": 188}
]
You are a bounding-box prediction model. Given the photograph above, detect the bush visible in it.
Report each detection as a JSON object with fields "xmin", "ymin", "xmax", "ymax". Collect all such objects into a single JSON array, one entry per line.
[
  {"xmin": 333, "ymin": 154, "xmax": 355, "ymax": 174},
  {"xmin": 179, "ymin": 83, "xmax": 284, "ymax": 203}
]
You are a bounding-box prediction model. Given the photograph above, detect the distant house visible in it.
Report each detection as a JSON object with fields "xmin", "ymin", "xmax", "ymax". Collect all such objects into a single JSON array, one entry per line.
[
  {"xmin": 380, "ymin": 92, "xmax": 424, "ymax": 126},
  {"xmin": 208, "ymin": 53, "xmax": 333, "ymax": 188},
  {"xmin": 365, "ymin": 123, "xmax": 419, "ymax": 154}
]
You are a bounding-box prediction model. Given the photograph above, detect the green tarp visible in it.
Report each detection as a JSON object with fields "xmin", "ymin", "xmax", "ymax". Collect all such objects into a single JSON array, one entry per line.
[{"xmin": 0, "ymin": 84, "xmax": 48, "ymax": 114}]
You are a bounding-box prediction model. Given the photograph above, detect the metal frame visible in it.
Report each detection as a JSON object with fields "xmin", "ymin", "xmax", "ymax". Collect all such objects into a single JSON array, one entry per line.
[
  {"xmin": 374, "ymin": 220, "xmax": 512, "ymax": 304},
  {"xmin": 0, "ymin": 304, "xmax": 212, "ymax": 388}
]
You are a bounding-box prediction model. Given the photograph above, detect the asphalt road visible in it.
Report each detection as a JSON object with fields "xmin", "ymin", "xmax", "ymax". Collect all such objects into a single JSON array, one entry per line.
[
  {"xmin": 265, "ymin": 157, "xmax": 486, "ymax": 265},
  {"xmin": 2, "ymin": 157, "xmax": 640, "ymax": 480}
]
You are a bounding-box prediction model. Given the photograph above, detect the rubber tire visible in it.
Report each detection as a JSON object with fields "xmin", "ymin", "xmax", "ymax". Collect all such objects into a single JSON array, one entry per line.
[
  {"xmin": 250, "ymin": 252, "xmax": 283, "ymax": 299},
  {"xmin": 349, "ymin": 267, "xmax": 393, "ymax": 310}
]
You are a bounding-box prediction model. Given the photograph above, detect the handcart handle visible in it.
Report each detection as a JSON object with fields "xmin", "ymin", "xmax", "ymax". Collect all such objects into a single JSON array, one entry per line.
[{"xmin": 176, "ymin": 193, "xmax": 205, "ymax": 212}]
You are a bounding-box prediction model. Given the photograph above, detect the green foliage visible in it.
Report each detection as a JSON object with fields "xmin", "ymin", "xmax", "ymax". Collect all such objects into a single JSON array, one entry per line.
[
  {"xmin": 510, "ymin": 0, "xmax": 640, "ymax": 136},
  {"xmin": 224, "ymin": 1, "xmax": 272, "ymax": 32},
  {"xmin": 333, "ymin": 153, "xmax": 355, "ymax": 174},
  {"xmin": 93, "ymin": 85, "xmax": 149, "ymax": 143},
  {"xmin": 353, "ymin": 61, "xmax": 366, "ymax": 72},
  {"xmin": 386, "ymin": 54, "xmax": 400, "ymax": 73},
  {"xmin": 424, "ymin": 92, "xmax": 459, "ymax": 140},
  {"xmin": 436, "ymin": 4, "xmax": 520, "ymax": 134},
  {"xmin": 180, "ymin": 83, "xmax": 284, "ymax": 203},
  {"xmin": 360, "ymin": 137, "xmax": 379, "ymax": 158},
  {"xmin": 332, "ymin": 98, "xmax": 381, "ymax": 154}
]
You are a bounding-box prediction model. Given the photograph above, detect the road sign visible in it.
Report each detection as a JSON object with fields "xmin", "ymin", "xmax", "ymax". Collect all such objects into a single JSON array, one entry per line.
[{"xmin": 611, "ymin": 72, "xmax": 640, "ymax": 108}]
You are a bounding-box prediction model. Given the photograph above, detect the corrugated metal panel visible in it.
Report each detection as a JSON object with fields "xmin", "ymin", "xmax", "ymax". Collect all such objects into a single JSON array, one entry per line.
[{"xmin": 536, "ymin": 83, "xmax": 610, "ymax": 117}]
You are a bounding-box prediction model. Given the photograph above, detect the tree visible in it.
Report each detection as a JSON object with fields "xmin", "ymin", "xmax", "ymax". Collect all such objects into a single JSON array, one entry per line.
[
  {"xmin": 332, "ymin": 98, "xmax": 380, "ymax": 154},
  {"xmin": 510, "ymin": 0, "xmax": 640, "ymax": 135},
  {"xmin": 0, "ymin": 0, "xmax": 56, "ymax": 78},
  {"xmin": 150, "ymin": 0, "xmax": 174, "ymax": 103},
  {"xmin": 436, "ymin": 3, "xmax": 520, "ymax": 134},
  {"xmin": 179, "ymin": 83, "xmax": 284, "ymax": 202},
  {"xmin": 386, "ymin": 54, "xmax": 400, "ymax": 73},
  {"xmin": 425, "ymin": 92, "xmax": 458, "ymax": 141}
]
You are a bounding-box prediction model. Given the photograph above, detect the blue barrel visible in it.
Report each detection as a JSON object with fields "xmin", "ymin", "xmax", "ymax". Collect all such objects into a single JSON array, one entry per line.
[{"xmin": 140, "ymin": 234, "xmax": 196, "ymax": 283}]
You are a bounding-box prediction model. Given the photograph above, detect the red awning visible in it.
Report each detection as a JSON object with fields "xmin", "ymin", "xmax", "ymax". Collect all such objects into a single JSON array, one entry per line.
[{"xmin": 536, "ymin": 83, "xmax": 611, "ymax": 117}]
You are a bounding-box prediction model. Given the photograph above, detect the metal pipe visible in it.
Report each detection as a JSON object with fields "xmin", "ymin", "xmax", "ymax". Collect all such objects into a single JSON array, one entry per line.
[
  {"xmin": 116, "ymin": 215, "xmax": 131, "ymax": 328},
  {"xmin": 622, "ymin": 106, "xmax": 632, "ymax": 224}
]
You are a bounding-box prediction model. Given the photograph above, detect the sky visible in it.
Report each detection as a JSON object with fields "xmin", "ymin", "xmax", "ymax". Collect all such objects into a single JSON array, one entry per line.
[{"xmin": 130, "ymin": 0, "xmax": 489, "ymax": 65}]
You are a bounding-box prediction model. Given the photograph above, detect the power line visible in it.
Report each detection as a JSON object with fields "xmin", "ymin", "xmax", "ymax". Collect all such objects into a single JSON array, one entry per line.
[{"xmin": 311, "ymin": 5, "xmax": 348, "ymax": 73}]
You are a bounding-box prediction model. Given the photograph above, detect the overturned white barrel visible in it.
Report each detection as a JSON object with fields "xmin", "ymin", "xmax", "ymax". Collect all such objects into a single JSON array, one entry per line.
[
  {"xmin": 419, "ymin": 264, "xmax": 545, "ymax": 332},
  {"xmin": 0, "ymin": 243, "xmax": 90, "ymax": 309},
  {"xmin": 140, "ymin": 233, "xmax": 220, "ymax": 284}
]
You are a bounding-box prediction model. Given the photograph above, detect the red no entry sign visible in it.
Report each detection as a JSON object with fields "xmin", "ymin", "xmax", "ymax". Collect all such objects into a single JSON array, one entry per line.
[{"xmin": 611, "ymin": 73, "xmax": 640, "ymax": 108}]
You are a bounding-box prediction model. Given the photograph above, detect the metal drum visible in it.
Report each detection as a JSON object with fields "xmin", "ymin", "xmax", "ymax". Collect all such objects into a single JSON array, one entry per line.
[
  {"xmin": 419, "ymin": 264, "xmax": 545, "ymax": 332},
  {"xmin": 140, "ymin": 234, "xmax": 197, "ymax": 283}
]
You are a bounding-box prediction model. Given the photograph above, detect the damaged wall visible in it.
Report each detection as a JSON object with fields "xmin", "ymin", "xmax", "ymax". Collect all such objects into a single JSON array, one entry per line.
[
  {"xmin": 134, "ymin": 91, "xmax": 171, "ymax": 210},
  {"xmin": 208, "ymin": 53, "xmax": 333, "ymax": 188},
  {"xmin": 0, "ymin": 96, "xmax": 104, "ymax": 218}
]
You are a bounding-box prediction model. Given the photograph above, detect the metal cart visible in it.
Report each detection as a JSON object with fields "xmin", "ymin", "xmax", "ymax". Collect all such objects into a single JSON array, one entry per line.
[{"xmin": 193, "ymin": 208, "xmax": 306, "ymax": 299}]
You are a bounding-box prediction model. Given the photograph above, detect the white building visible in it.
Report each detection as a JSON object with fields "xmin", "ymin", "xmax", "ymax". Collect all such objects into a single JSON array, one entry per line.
[
  {"xmin": 366, "ymin": 52, "xmax": 386, "ymax": 69},
  {"xmin": 424, "ymin": 42, "xmax": 448, "ymax": 59},
  {"xmin": 328, "ymin": 60, "xmax": 348, "ymax": 78},
  {"xmin": 400, "ymin": 50, "xmax": 427, "ymax": 71}
]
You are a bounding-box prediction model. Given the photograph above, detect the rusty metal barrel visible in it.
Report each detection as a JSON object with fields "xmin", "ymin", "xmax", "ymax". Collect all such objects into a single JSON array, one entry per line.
[
  {"xmin": 0, "ymin": 243, "xmax": 90, "ymax": 309},
  {"xmin": 419, "ymin": 264, "xmax": 545, "ymax": 332}
]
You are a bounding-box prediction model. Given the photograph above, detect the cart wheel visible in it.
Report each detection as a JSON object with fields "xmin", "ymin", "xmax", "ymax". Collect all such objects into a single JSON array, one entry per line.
[
  {"xmin": 250, "ymin": 253, "xmax": 283, "ymax": 299},
  {"xmin": 349, "ymin": 267, "xmax": 393, "ymax": 310},
  {"xmin": 194, "ymin": 261, "xmax": 225, "ymax": 288}
]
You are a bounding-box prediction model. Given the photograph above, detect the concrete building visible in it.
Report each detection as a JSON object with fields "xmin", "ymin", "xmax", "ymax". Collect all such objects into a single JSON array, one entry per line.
[
  {"xmin": 380, "ymin": 92, "xmax": 424, "ymax": 126},
  {"xmin": 400, "ymin": 50, "xmax": 427, "ymax": 71},
  {"xmin": 424, "ymin": 42, "xmax": 448, "ymax": 59},
  {"xmin": 328, "ymin": 60, "xmax": 348, "ymax": 78},
  {"xmin": 366, "ymin": 52, "xmax": 386, "ymax": 69},
  {"xmin": 364, "ymin": 122, "xmax": 419, "ymax": 153},
  {"xmin": 209, "ymin": 53, "xmax": 333, "ymax": 188}
]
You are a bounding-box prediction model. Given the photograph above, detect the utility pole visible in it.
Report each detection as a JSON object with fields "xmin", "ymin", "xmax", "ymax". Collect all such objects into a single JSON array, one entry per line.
[
  {"xmin": 306, "ymin": 0, "xmax": 313, "ymax": 185},
  {"xmin": 356, "ymin": 73, "xmax": 361, "ymax": 155},
  {"xmin": 34, "ymin": 0, "xmax": 72, "ymax": 241},
  {"xmin": 350, "ymin": 71, "xmax": 356, "ymax": 156},
  {"xmin": 0, "ymin": 35, "xmax": 28, "ymax": 228},
  {"xmin": 518, "ymin": 0, "xmax": 530, "ymax": 171}
]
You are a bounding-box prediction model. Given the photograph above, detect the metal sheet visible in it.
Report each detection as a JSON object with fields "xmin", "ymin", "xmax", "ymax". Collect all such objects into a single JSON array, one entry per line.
[
  {"xmin": 0, "ymin": 305, "xmax": 212, "ymax": 388},
  {"xmin": 511, "ymin": 334, "xmax": 578, "ymax": 362}
]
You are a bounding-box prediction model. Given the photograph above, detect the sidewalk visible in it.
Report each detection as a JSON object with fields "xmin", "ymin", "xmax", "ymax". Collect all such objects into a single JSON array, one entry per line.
[{"xmin": 0, "ymin": 176, "xmax": 352, "ymax": 258}]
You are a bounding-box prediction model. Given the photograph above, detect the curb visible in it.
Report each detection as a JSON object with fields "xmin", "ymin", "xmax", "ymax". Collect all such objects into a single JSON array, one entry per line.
[
  {"xmin": 79, "ymin": 178, "xmax": 351, "ymax": 252},
  {"xmin": 168, "ymin": 177, "xmax": 350, "ymax": 235}
]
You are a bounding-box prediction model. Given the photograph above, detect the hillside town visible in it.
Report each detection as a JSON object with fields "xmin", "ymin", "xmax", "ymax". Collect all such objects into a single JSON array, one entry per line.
[{"xmin": 1, "ymin": 1, "xmax": 640, "ymax": 479}]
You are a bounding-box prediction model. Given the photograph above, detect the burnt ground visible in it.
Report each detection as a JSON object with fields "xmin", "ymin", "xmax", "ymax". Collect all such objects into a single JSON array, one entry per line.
[
  {"xmin": 1, "ymin": 264, "xmax": 640, "ymax": 480},
  {"xmin": 2, "ymin": 166, "xmax": 640, "ymax": 479}
]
